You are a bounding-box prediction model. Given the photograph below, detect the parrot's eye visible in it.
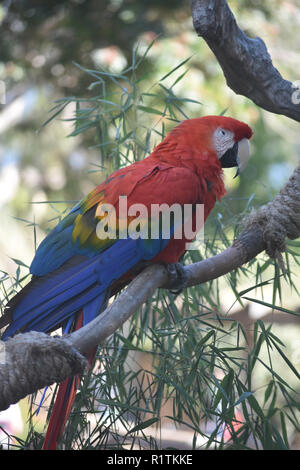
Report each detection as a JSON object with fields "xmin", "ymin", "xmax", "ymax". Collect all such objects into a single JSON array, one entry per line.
[{"xmin": 218, "ymin": 128, "xmax": 229, "ymax": 137}]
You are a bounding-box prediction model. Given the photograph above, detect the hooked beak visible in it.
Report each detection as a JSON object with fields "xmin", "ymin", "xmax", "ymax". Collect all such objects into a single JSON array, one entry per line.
[{"xmin": 234, "ymin": 138, "xmax": 251, "ymax": 178}]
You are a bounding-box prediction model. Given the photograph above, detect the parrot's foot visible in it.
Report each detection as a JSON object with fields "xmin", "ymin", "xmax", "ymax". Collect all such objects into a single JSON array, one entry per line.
[{"xmin": 166, "ymin": 263, "xmax": 187, "ymax": 295}]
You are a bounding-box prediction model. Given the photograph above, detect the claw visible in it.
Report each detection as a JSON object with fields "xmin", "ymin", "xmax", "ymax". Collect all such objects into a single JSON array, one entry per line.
[{"xmin": 166, "ymin": 263, "xmax": 187, "ymax": 295}]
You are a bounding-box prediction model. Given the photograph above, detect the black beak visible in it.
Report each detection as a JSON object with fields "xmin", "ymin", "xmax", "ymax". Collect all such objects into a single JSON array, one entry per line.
[
  {"xmin": 234, "ymin": 167, "xmax": 240, "ymax": 178},
  {"xmin": 219, "ymin": 141, "xmax": 238, "ymax": 169},
  {"xmin": 219, "ymin": 139, "xmax": 251, "ymax": 178}
]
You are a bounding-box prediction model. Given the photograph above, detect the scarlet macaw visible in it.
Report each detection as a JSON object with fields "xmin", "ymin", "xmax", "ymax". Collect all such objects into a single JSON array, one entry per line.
[{"xmin": 0, "ymin": 115, "xmax": 253, "ymax": 448}]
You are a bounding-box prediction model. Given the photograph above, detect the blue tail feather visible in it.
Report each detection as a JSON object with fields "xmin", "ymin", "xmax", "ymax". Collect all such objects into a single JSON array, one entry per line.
[{"xmin": 82, "ymin": 291, "xmax": 108, "ymax": 326}]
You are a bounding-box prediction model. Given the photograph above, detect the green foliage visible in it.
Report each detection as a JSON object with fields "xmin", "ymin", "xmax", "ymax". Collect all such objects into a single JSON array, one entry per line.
[{"xmin": 40, "ymin": 50, "xmax": 201, "ymax": 172}]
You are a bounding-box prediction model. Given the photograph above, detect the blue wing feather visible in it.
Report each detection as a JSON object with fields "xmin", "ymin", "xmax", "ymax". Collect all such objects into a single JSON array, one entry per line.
[
  {"xmin": 30, "ymin": 211, "xmax": 81, "ymax": 276},
  {"xmin": 2, "ymin": 235, "xmax": 171, "ymax": 339}
]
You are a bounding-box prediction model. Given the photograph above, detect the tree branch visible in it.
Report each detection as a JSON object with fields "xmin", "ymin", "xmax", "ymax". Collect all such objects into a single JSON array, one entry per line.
[
  {"xmin": 68, "ymin": 229, "xmax": 265, "ymax": 357},
  {"xmin": 191, "ymin": 0, "xmax": 300, "ymax": 122},
  {"xmin": 0, "ymin": 230, "xmax": 264, "ymax": 411},
  {"xmin": 70, "ymin": 156, "xmax": 300, "ymax": 355}
]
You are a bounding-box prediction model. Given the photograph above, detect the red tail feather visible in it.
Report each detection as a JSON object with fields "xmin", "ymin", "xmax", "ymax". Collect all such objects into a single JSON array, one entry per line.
[
  {"xmin": 42, "ymin": 375, "xmax": 78, "ymax": 450},
  {"xmin": 42, "ymin": 312, "xmax": 95, "ymax": 450}
]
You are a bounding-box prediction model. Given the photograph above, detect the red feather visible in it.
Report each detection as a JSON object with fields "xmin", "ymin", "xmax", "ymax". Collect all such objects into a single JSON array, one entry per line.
[{"xmin": 43, "ymin": 313, "xmax": 96, "ymax": 450}]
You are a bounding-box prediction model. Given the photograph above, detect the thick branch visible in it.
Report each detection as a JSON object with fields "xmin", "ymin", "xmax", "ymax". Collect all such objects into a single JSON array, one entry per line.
[
  {"xmin": 0, "ymin": 332, "xmax": 87, "ymax": 411},
  {"xmin": 191, "ymin": 0, "xmax": 300, "ymax": 122}
]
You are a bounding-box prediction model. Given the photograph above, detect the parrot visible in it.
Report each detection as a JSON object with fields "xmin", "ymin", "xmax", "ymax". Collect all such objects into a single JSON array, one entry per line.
[{"xmin": 0, "ymin": 115, "xmax": 253, "ymax": 449}]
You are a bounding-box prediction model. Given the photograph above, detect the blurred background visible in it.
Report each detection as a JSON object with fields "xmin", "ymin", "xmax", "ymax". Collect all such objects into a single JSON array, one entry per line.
[{"xmin": 0, "ymin": 0, "xmax": 300, "ymax": 449}]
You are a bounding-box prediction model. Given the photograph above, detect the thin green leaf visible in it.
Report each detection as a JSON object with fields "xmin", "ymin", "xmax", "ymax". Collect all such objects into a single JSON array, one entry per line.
[
  {"xmin": 159, "ymin": 56, "xmax": 193, "ymax": 82},
  {"xmin": 243, "ymin": 296, "xmax": 300, "ymax": 317},
  {"xmin": 128, "ymin": 417, "xmax": 160, "ymax": 434}
]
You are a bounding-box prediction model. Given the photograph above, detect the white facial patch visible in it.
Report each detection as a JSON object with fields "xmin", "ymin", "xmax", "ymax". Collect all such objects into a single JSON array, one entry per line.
[{"xmin": 213, "ymin": 128, "xmax": 235, "ymax": 159}]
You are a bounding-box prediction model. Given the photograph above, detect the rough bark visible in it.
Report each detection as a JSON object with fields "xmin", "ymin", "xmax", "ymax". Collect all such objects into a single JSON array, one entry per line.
[{"xmin": 191, "ymin": 0, "xmax": 300, "ymax": 122}]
